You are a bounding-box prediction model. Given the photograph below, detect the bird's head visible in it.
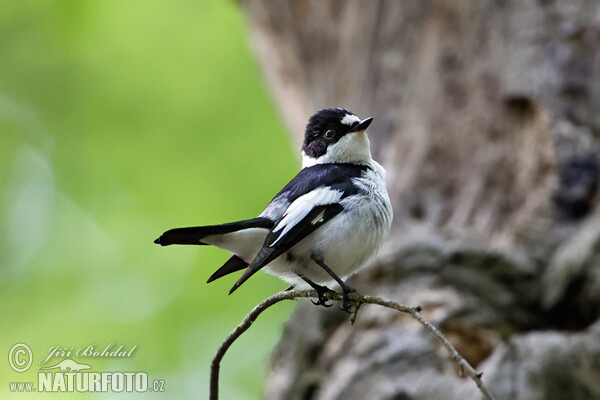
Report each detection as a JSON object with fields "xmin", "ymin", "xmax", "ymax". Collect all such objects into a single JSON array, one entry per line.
[{"xmin": 301, "ymin": 108, "xmax": 374, "ymax": 168}]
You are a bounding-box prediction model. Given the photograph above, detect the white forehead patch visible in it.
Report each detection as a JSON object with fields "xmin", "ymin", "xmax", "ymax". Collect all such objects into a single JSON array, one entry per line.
[{"xmin": 341, "ymin": 113, "xmax": 361, "ymax": 126}]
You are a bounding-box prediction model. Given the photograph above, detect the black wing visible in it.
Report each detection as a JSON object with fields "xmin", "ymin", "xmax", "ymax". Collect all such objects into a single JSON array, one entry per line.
[
  {"xmin": 273, "ymin": 163, "xmax": 367, "ymax": 203},
  {"xmin": 228, "ymin": 164, "xmax": 369, "ymax": 294},
  {"xmin": 228, "ymin": 203, "xmax": 344, "ymax": 294}
]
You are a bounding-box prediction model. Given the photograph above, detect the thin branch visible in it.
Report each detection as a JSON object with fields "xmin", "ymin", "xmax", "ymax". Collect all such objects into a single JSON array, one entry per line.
[{"xmin": 210, "ymin": 290, "xmax": 496, "ymax": 400}]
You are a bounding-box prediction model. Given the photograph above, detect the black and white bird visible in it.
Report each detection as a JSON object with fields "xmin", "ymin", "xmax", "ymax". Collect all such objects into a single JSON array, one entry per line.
[{"xmin": 154, "ymin": 108, "xmax": 393, "ymax": 310}]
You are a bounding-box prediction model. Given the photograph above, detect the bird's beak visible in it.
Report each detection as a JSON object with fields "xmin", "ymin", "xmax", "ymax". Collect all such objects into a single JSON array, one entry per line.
[{"xmin": 348, "ymin": 117, "xmax": 373, "ymax": 133}]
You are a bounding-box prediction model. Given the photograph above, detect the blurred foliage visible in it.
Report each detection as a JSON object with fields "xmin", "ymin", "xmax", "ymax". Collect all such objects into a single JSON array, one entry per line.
[{"xmin": 0, "ymin": 1, "xmax": 298, "ymax": 398}]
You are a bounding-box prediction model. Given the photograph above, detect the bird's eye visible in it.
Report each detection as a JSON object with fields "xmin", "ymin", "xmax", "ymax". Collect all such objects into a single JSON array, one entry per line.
[{"xmin": 324, "ymin": 129, "xmax": 335, "ymax": 139}]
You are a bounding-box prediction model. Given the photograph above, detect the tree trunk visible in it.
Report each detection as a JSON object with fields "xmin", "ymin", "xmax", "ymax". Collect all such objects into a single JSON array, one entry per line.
[{"xmin": 241, "ymin": 1, "xmax": 600, "ymax": 399}]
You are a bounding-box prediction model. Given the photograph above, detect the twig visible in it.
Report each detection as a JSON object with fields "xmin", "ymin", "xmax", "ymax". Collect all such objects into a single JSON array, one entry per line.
[{"xmin": 210, "ymin": 290, "xmax": 496, "ymax": 400}]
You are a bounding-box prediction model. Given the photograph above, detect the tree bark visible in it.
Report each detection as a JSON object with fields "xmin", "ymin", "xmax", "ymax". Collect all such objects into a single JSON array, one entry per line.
[{"xmin": 240, "ymin": 1, "xmax": 600, "ymax": 399}]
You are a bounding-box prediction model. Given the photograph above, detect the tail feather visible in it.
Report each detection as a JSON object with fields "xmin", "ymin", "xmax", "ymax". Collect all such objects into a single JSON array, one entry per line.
[
  {"xmin": 207, "ymin": 255, "xmax": 248, "ymax": 283},
  {"xmin": 154, "ymin": 217, "xmax": 273, "ymax": 246},
  {"xmin": 229, "ymin": 246, "xmax": 279, "ymax": 295}
]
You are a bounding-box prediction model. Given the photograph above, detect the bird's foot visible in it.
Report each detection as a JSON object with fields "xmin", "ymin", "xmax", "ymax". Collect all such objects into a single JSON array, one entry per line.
[
  {"xmin": 310, "ymin": 284, "xmax": 336, "ymax": 308},
  {"xmin": 309, "ymin": 255, "xmax": 358, "ymax": 313},
  {"xmin": 298, "ymin": 275, "xmax": 335, "ymax": 308},
  {"xmin": 339, "ymin": 285, "xmax": 357, "ymax": 313}
]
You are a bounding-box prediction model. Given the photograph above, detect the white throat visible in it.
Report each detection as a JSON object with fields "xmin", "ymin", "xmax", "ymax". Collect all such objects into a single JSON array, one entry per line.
[{"xmin": 302, "ymin": 131, "xmax": 373, "ymax": 168}]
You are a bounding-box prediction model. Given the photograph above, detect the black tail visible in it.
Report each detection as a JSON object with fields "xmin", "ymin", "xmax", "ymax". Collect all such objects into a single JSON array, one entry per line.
[
  {"xmin": 207, "ymin": 255, "xmax": 248, "ymax": 283},
  {"xmin": 153, "ymin": 217, "xmax": 273, "ymax": 246}
]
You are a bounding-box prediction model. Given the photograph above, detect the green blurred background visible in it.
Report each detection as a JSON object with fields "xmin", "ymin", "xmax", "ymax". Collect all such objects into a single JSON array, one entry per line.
[{"xmin": 0, "ymin": 1, "xmax": 299, "ymax": 398}]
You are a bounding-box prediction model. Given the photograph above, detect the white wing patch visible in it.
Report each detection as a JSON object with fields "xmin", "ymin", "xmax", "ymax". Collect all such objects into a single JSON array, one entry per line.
[
  {"xmin": 341, "ymin": 113, "xmax": 360, "ymax": 126},
  {"xmin": 270, "ymin": 187, "xmax": 343, "ymax": 246},
  {"xmin": 311, "ymin": 209, "xmax": 326, "ymax": 225}
]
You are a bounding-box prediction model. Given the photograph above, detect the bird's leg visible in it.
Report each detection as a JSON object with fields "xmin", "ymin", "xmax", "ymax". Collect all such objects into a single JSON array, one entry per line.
[
  {"xmin": 298, "ymin": 275, "xmax": 335, "ymax": 308},
  {"xmin": 311, "ymin": 254, "xmax": 356, "ymax": 312}
]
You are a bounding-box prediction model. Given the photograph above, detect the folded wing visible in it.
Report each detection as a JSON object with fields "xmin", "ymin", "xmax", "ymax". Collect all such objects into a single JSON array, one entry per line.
[{"xmin": 228, "ymin": 187, "xmax": 346, "ymax": 294}]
